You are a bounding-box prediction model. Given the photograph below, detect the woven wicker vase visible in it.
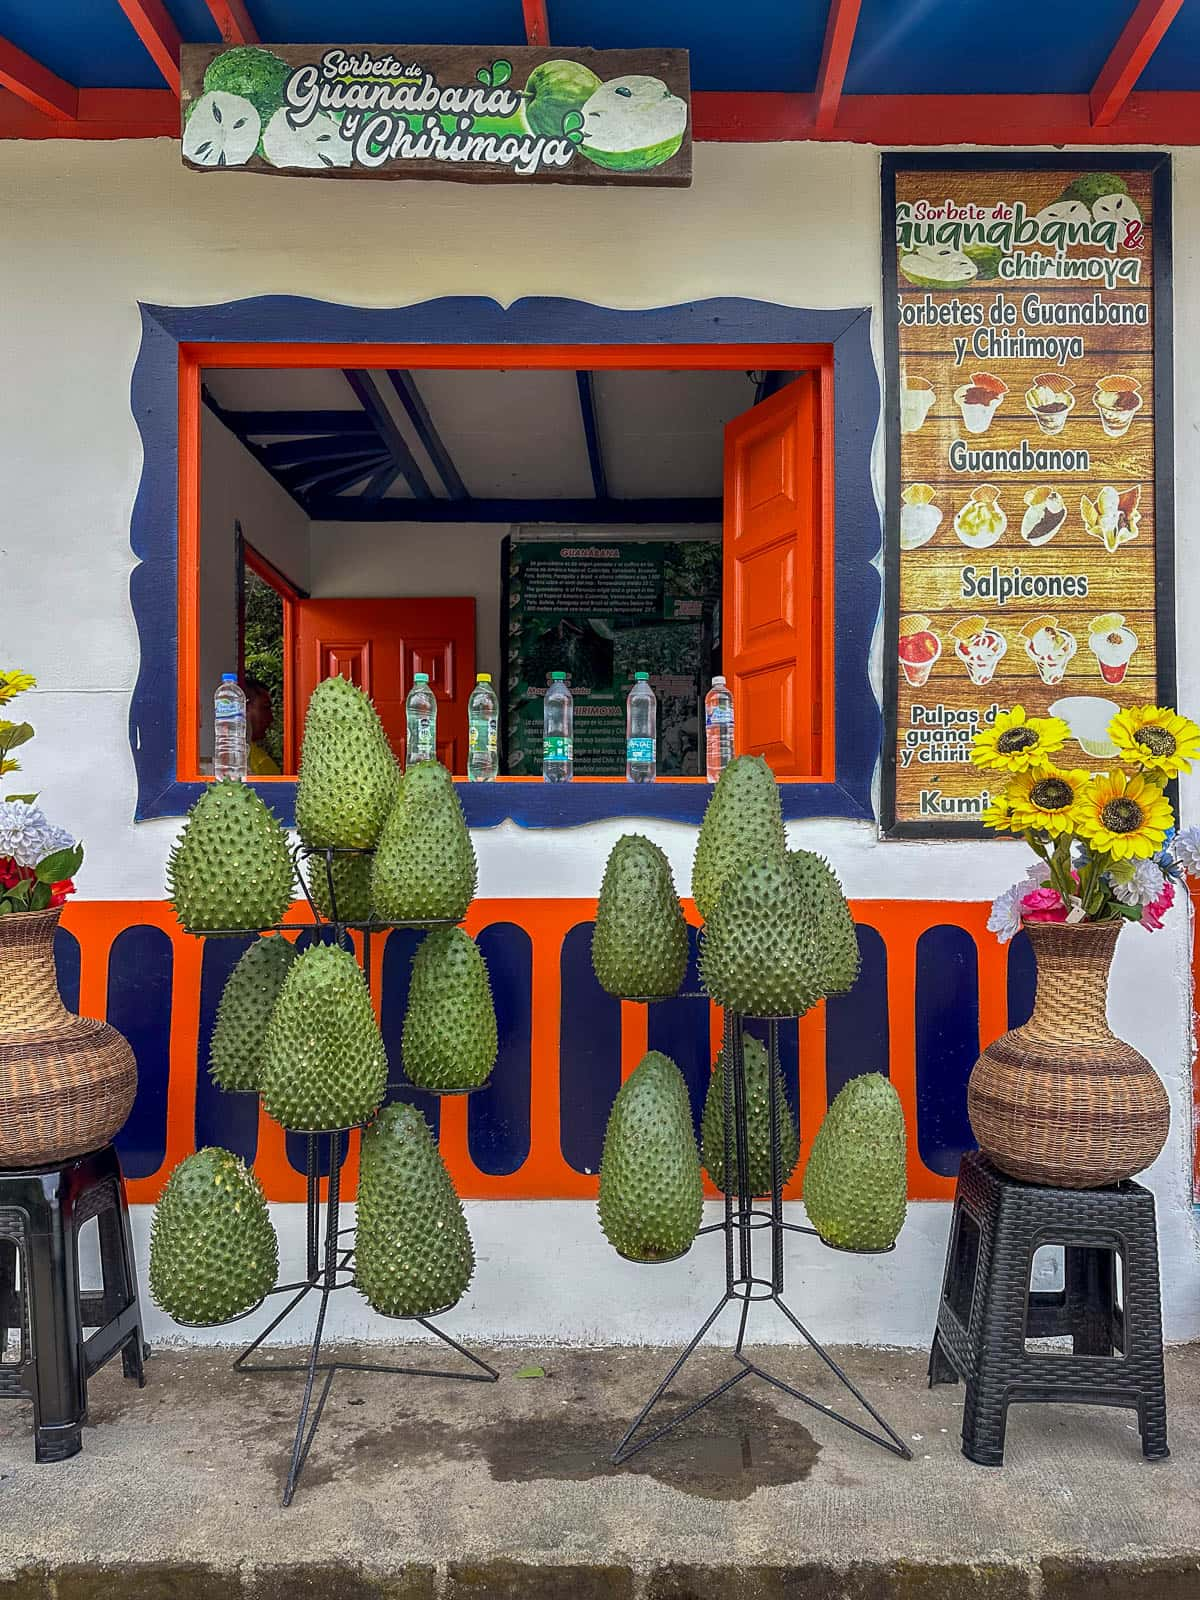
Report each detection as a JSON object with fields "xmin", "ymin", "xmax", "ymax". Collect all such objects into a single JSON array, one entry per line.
[
  {"xmin": 967, "ymin": 919, "xmax": 1169, "ymax": 1189},
  {"xmin": 0, "ymin": 907, "xmax": 137, "ymax": 1167}
]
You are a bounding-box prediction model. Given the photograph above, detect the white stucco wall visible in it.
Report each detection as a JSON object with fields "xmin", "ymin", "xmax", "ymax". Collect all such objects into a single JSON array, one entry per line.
[{"xmin": 2, "ymin": 138, "xmax": 1197, "ymax": 1347}]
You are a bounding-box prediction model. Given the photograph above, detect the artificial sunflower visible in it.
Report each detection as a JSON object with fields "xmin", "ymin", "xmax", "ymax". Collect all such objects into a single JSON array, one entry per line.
[
  {"xmin": 971, "ymin": 706, "xmax": 1071, "ymax": 774},
  {"xmin": 0, "ymin": 670, "xmax": 35, "ymax": 706},
  {"xmin": 1005, "ymin": 766, "xmax": 1089, "ymax": 839},
  {"xmin": 1075, "ymin": 770, "xmax": 1174, "ymax": 861},
  {"xmin": 981, "ymin": 794, "xmax": 1015, "ymax": 833},
  {"xmin": 1109, "ymin": 705, "xmax": 1200, "ymax": 779}
]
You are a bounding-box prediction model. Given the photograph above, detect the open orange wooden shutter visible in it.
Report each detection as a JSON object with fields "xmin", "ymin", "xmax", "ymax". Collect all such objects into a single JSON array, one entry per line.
[{"xmin": 722, "ymin": 374, "xmax": 822, "ymax": 777}]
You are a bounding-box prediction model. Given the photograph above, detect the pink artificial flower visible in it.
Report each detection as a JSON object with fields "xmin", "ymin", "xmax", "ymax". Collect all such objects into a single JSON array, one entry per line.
[
  {"xmin": 1021, "ymin": 886, "xmax": 1069, "ymax": 925},
  {"xmin": 1141, "ymin": 879, "xmax": 1175, "ymax": 932}
]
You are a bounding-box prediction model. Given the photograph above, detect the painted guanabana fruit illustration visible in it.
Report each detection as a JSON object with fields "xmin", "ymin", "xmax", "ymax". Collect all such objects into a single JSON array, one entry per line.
[
  {"xmin": 898, "ymin": 245, "xmax": 978, "ymax": 290},
  {"xmin": 1058, "ymin": 171, "xmax": 1129, "ymax": 211},
  {"xmin": 803, "ymin": 1073, "xmax": 907, "ymax": 1252},
  {"xmin": 577, "ymin": 75, "xmax": 687, "ymax": 171},
  {"xmin": 691, "ymin": 754, "xmax": 785, "ymax": 923},
  {"xmin": 699, "ymin": 858, "xmax": 823, "ymax": 1018},
  {"xmin": 295, "ymin": 675, "xmax": 399, "ymax": 850},
  {"xmin": 355, "ymin": 1104, "xmax": 475, "ymax": 1318},
  {"xmin": 167, "ymin": 780, "xmax": 294, "ymax": 935},
  {"xmin": 786, "ymin": 848, "xmax": 861, "ymax": 996},
  {"xmin": 149, "ymin": 1148, "xmax": 278, "ymax": 1325},
  {"xmin": 371, "ymin": 761, "xmax": 476, "ymax": 924},
  {"xmin": 183, "ymin": 92, "xmax": 261, "ymax": 168},
  {"xmin": 209, "ymin": 935, "xmax": 297, "ymax": 1093},
  {"xmin": 306, "ymin": 852, "xmax": 374, "ymax": 924},
  {"xmin": 260, "ymin": 944, "xmax": 387, "ymax": 1130},
  {"xmin": 701, "ymin": 1032, "xmax": 799, "ymax": 1197},
  {"xmin": 263, "ymin": 108, "xmax": 352, "ymax": 170},
  {"xmin": 523, "ymin": 58, "xmax": 601, "ymax": 138},
  {"xmin": 401, "ymin": 927, "xmax": 498, "ymax": 1092},
  {"xmin": 598, "ymin": 1051, "xmax": 703, "ymax": 1263},
  {"xmin": 963, "ymin": 242, "xmax": 1003, "ymax": 279},
  {"xmin": 202, "ymin": 45, "xmax": 291, "ymax": 122},
  {"xmin": 591, "ymin": 833, "xmax": 687, "ymax": 999}
]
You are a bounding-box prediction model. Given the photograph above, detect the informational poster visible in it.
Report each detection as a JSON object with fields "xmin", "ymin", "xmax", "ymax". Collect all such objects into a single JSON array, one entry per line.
[
  {"xmin": 503, "ymin": 537, "xmax": 721, "ymax": 777},
  {"xmin": 881, "ymin": 155, "xmax": 1173, "ymax": 835},
  {"xmin": 180, "ymin": 45, "xmax": 690, "ymax": 186}
]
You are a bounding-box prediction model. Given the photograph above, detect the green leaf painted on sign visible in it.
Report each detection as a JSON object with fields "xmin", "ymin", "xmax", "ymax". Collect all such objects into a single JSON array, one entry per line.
[{"xmin": 491, "ymin": 59, "xmax": 512, "ymax": 87}]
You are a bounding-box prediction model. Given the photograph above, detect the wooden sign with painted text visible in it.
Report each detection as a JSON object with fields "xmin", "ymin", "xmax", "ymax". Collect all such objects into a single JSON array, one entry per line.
[
  {"xmin": 881, "ymin": 155, "xmax": 1174, "ymax": 835},
  {"xmin": 180, "ymin": 44, "xmax": 691, "ymax": 185}
]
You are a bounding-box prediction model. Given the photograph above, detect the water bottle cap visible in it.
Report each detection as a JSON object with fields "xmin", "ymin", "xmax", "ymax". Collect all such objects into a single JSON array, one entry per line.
[
  {"xmin": 712, "ymin": 675, "xmax": 726, "ymax": 686},
  {"xmin": 414, "ymin": 673, "xmax": 430, "ymax": 683},
  {"xmin": 477, "ymin": 673, "xmax": 492, "ymax": 683},
  {"xmin": 634, "ymin": 672, "xmax": 650, "ymax": 681},
  {"xmin": 221, "ymin": 673, "xmax": 237, "ymax": 682},
  {"xmin": 550, "ymin": 672, "xmax": 567, "ymax": 681}
]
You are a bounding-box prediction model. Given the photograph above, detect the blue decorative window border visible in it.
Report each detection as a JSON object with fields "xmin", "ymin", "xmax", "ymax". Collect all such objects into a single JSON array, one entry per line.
[{"xmin": 130, "ymin": 295, "xmax": 882, "ymax": 828}]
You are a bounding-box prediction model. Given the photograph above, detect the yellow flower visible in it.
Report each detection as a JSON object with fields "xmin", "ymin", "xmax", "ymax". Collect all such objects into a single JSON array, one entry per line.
[
  {"xmin": 1075, "ymin": 770, "xmax": 1174, "ymax": 861},
  {"xmin": 972, "ymin": 705, "xmax": 1071, "ymax": 774},
  {"xmin": 981, "ymin": 794, "xmax": 1015, "ymax": 832},
  {"xmin": 1004, "ymin": 766, "xmax": 1089, "ymax": 839},
  {"xmin": 0, "ymin": 759, "xmax": 18, "ymax": 776},
  {"xmin": 0, "ymin": 670, "xmax": 35, "ymax": 706},
  {"xmin": 1109, "ymin": 705, "xmax": 1200, "ymax": 779}
]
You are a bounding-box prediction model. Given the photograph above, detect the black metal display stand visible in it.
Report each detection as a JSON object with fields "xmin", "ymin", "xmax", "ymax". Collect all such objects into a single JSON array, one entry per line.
[
  {"xmin": 219, "ymin": 846, "xmax": 498, "ymax": 1507},
  {"xmin": 613, "ymin": 1006, "xmax": 912, "ymax": 1465}
]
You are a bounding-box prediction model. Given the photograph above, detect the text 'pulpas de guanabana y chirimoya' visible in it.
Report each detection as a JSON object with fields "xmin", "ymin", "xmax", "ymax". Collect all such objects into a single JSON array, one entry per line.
[
  {"xmin": 371, "ymin": 760, "xmax": 476, "ymax": 924},
  {"xmin": 166, "ymin": 780, "xmax": 294, "ymax": 936},
  {"xmin": 295, "ymin": 675, "xmax": 400, "ymax": 851},
  {"xmin": 149, "ymin": 1147, "xmax": 278, "ymax": 1325},
  {"xmin": 701, "ymin": 1032, "xmax": 799, "ymax": 1198},
  {"xmin": 591, "ymin": 833, "xmax": 688, "ymax": 1000},
  {"xmin": 598, "ymin": 1051, "xmax": 703, "ymax": 1264},
  {"xmin": 260, "ymin": 943, "xmax": 387, "ymax": 1131},
  {"xmin": 354, "ymin": 1103, "xmax": 475, "ymax": 1318},
  {"xmin": 803, "ymin": 1073, "xmax": 907, "ymax": 1253},
  {"xmin": 402, "ymin": 926, "xmax": 497, "ymax": 1092},
  {"xmin": 209, "ymin": 935, "xmax": 297, "ymax": 1094},
  {"xmin": 691, "ymin": 755, "xmax": 786, "ymax": 923}
]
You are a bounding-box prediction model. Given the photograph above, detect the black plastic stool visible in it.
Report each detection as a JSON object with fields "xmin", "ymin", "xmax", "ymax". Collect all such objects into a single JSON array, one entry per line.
[
  {"xmin": 0, "ymin": 1143, "xmax": 146, "ymax": 1461},
  {"xmin": 929, "ymin": 1150, "xmax": 1167, "ymax": 1466}
]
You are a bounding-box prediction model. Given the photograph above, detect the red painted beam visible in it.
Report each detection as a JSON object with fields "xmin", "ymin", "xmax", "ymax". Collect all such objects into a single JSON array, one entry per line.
[
  {"xmin": 0, "ymin": 85, "xmax": 176, "ymax": 138},
  {"xmin": 115, "ymin": 0, "xmax": 182, "ymax": 95},
  {"xmin": 522, "ymin": 0, "xmax": 550, "ymax": 48},
  {"xmin": 202, "ymin": 0, "xmax": 259, "ymax": 45},
  {"xmin": 814, "ymin": 0, "xmax": 862, "ymax": 134},
  {"xmin": 0, "ymin": 34, "xmax": 78, "ymax": 120},
  {"xmin": 1091, "ymin": 0, "xmax": 1185, "ymax": 126}
]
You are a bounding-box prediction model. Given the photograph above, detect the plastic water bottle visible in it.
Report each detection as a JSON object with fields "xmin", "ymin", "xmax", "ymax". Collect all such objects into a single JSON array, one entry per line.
[
  {"xmin": 406, "ymin": 673, "xmax": 437, "ymax": 768},
  {"xmin": 467, "ymin": 673, "xmax": 499, "ymax": 782},
  {"xmin": 705, "ymin": 676, "xmax": 735, "ymax": 783},
  {"xmin": 213, "ymin": 674, "xmax": 247, "ymax": 781},
  {"xmin": 626, "ymin": 672, "xmax": 657, "ymax": 783},
  {"xmin": 543, "ymin": 672, "xmax": 573, "ymax": 783}
]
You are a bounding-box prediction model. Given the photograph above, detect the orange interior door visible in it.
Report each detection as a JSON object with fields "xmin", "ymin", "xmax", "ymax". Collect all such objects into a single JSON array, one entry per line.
[
  {"xmin": 722, "ymin": 375, "xmax": 822, "ymax": 777},
  {"xmin": 292, "ymin": 598, "xmax": 476, "ymax": 774}
]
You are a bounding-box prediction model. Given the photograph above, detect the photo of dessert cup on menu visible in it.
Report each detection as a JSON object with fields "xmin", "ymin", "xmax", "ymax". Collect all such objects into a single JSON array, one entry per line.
[
  {"xmin": 953, "ymin": 371, "xmax": 1007, "ymax": 435},
  {"xmin": 1025, "ymin": 373, "xmax": 1076, "ymax": 437},
  {"xmin": 1020, "ymin": 486, "xmax": 1067, "ymax": 546},
  {"xmin": 1093, "ymin": 374, "xmax": 1143, "ymax": 439},
  {"xmin": 1087, "ymin": 613, "xmax": 1139, "ymax": 685},
  {"xmin": 1020, "ymin": 616, "xmax": 1078, "ymax": 686},
  {"xmin": 898, "ymin": 616, "xmax": 942, "ymax": 688},
  {"xmin": 1049, "ymin": 696, "xmax": 1121, "ymax": 760},
  {"xmin": 1081, "ymin": 485, "xmax": 1141, "ymax": 554},
  {"xmin": 900, "ymin": 375, "xmax": 936, "ymax": 435},
  {"xmin": 899, "ymin": 483, "xmax": 943, "ymax": 550},
  {"xmin": 949, "ymin": 616, "xmax": 1007, "ymax": 686},
  {"xmin": 953, "ymin": 483, "xmax": 1006, "ymax": 549}
]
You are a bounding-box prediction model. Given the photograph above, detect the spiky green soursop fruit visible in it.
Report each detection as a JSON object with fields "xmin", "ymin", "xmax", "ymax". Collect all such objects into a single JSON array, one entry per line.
[
  {"xmin": 295, "ymin": 675, "xmax": 399, "ymax": 850},
  {"xmin": 803, "ymin": 1074, "xmax": 906, "ymax": 1252},
  {"xmin": 306, "ymin": 851, "xmax": 374, "ymax": 924},
  {"xmin": 702, "ymin": 1032, "xmax": 799, "ymax": 1197},
  {"xmin": 355, "ymin": 1104, "xmax": 475, "ymax": 1317},
  {"xmin": 371, "ymin": 762, "xmax": 476, "ymax": 924},
  {"xmin": 167, "ymin": 780, "xmax": 294, "ymax": 935},
  {"xmin": 209, "ymin": 936, "xmax": 297, "ymax": 1093},
  {"xmin": 402, "ymin": 927, "xmax": 497, "ymax": 1092},
  {"xmin": 598, "ymin": 1051, "xmax": 703, "ymax": 1263},
  {"xmin": 591, "ymin": 834, "xmax": 688, "ymax": 999},
  {"xmin": 787, "ymin": 848, "xmax": 861, "ymax": 996},
  {"xmin": 261, "ymin": 944, "xmax": 387, "ymax": 1130},
  {"xmin": 149, "ymin": 1148, "xmax": 278, "ymax": 1324},
  {"xmin": 691, "ymin": 755, "xmax": 785, "ymax": 922},
  {"xmin": 699, "ymin": 859, "xmax": 821, "ymax": 1018}
]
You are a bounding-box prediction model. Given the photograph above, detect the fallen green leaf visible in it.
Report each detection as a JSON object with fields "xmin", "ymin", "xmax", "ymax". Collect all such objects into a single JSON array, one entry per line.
[{"xmin": 513, "ymin": 1363, "xmax": 546, "ymax": 1380}]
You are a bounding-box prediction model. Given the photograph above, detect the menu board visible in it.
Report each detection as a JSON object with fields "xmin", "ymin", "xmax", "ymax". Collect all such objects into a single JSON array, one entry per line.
[{"xmin": 881, "ymin": 155, "xmax": 1173, "ymax": 835}]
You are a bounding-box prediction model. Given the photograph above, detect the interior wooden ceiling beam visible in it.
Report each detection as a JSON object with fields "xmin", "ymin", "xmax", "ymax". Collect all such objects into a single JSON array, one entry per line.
[
  {"xmin": 387, "ymin": 372, "xmax": 468, "ymax": 500},
  {"xmin": 813, "ymin": 0, "xmax": 862, "ymax": 134},
  {"xmin": 201, "ymin": 0, "xmax": 259, "ymax": 46},
  {"xmin": 1091, "ymin": 0, "xmax": 1185, "ymax": 126},
  {"xmin": 575, "ymin": 372, "xmax": 608, "ymax": 501},
  {"xmin": 0, "ymin": 35, "xmax": 77, "ymax": 120},
  {"xmin": 114, "ymin": 0, "xmax": 182, "ymax": 95},
  {"xmin": 343, "ymin": 370, "xmax": 434, "ymax": 500}
]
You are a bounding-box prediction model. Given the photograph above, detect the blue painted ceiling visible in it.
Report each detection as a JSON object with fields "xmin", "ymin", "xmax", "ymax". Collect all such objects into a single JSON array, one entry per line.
[{"xmin": 0, "ymin": 0, "xmax": 1197, "ymax": 94}]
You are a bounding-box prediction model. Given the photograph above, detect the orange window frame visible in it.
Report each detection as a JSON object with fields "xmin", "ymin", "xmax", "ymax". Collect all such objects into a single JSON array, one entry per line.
[
  {"xmin": 239, "ymin": 538, "xmax": 303, "ymax": 773},
  {"xmin": 178, "ymin": 341, "xmax": 837, "ymax": 785}
]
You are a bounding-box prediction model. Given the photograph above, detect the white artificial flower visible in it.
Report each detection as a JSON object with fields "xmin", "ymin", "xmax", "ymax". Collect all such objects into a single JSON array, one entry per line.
[
  {"xmin": 988, "ymin": 881, "xmax": 1025, "ymax": 943},
  {"xmin": 1170, "ymin": 826, "xmax": 1200, "ymax": 877},
  {"xmin": 0, "ymin": 800, "xmax": 75, "ymax": 868},
  {"xmin": 1110, "ymin": 859, "xmax": 1165, "ymax": 908}
]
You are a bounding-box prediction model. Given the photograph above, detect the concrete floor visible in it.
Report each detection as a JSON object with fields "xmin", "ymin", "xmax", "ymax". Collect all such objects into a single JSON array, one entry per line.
[{"xmin": 0, "ymin": 1340, "xmax": 1198, "ymax": 1597}]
